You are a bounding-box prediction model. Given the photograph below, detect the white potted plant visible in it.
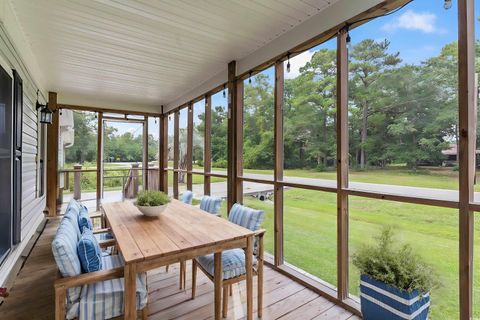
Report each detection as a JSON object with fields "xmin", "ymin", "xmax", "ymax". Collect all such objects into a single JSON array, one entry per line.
[
  {"xmin": 352, "ymin": 228, "xmax": 437, "ymax": 320},
  {"xmin": 135, "ymin": 190, "xmax": 170, "ymax": 217}
]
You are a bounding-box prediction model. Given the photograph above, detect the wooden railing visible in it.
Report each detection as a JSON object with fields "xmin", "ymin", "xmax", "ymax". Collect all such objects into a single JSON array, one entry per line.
[{"xmin": 58, "ymin": 164, "xmax": 160, "ymax": 202}]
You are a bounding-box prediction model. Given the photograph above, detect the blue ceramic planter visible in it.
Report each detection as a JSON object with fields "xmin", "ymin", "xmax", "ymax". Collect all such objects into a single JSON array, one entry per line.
[{"xmin": 360, "ymin": 274, "xmax": 430, "ymax": 320}]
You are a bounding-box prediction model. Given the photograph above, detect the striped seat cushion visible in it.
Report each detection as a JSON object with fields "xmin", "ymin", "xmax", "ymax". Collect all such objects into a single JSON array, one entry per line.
[
  {"xmin": 181, "ymin": 190, "xmax": 193, "ymax": 205},
  {"xmin": 199, "ymin": 196, "xmax": 223, "ymax": 215},
  {"xmin": 52, "ymin": 219, "xmax": 82, "ymax": 313},
  {"xmin": 77, "ymin": 255, "xmax": 148, "ymax": 320},
  {"xmin": 197, "ymin": 249, "xmax": 256, "ymax": 280},
  {"xmin": 228, "ymin": 203, "xmax": 265, "ymax": 232}
]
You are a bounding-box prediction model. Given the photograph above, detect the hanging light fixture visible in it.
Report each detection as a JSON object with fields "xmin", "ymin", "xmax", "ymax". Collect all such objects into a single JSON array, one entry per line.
[
  {"xmin": 223, "ymin": 84, "xmax": 226, "ymax": 98},
  {"xmin": 249, "ymin": 71, "xmax": 252, "ymax": 84},
  {"xmin": 343, "ymin": 24, "xmax": 352, "ymax": 51},
  {"xmin": 286, "ymin": 53, "xmax": 291, "ymax": 73},
  {"xmin": 444, "ymin": 0, "xmax": 452, "ymax": 9},
  {"xmin": 35, "ymin": 90, "xmax": 54, "ymax": 124}
]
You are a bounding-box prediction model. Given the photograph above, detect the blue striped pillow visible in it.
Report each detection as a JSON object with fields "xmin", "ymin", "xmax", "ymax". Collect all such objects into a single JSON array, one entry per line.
[
  {"xmin": 77, "ymin": 205, "xmax": 93, "ymax": 231},
  {"xmin": 77, "ymin": 228, "xmax": 102, "ymax": 273}
]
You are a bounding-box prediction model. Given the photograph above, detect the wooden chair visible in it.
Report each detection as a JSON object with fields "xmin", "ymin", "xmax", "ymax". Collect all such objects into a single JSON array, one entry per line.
[
  {"xmin": 181, "ymin": 190, "xmax": 193, "ymax": 204},
  {"xmin": 53, "ymin": 206, "xmax": 148, "ymax": 320},
  {"xmin": 191, "ymin": 203, "xmax": 265, "ymax": 318},
  {"xmin": 176, "ymin": 195, "xmax": 224, "ymax": 289}
]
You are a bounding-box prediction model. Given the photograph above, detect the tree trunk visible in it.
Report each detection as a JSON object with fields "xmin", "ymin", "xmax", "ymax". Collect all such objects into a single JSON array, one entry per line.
[
  {"xmin": 360, "ymin": 101, "xmax": 368, "ymax": 169},
  {"xmin": 178, "ymin": 154, "xmax": 187, "ymax": 184}
]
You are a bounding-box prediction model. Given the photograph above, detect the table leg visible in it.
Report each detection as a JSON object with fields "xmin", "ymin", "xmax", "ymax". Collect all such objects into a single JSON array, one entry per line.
[
  {"xmin": 214, "ymin": 252, "xmax": 223, "ymax": 320},
  {"xmin": 245, "ymin": 236, "xmax": 253, "ymax": 320},
  {"xmin": 124, "ymin": 263, "xmax": 137, "ymax": 319}
]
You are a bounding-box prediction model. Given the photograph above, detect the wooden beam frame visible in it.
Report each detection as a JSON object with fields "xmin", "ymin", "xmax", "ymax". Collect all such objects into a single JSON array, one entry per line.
[
  {"xmin": 227, "ymin": 61, "xmax": 238, "ymax": 212},
  {"xmin": 458, "ymin": 0, "xmax": 475, "ymax": 318},
  {"xmin": 204, "ymin": 95, "xmax": 212, "ymax": 196},
  {"xmin": 187, "ymin": 103, "xmax": 194, "ymax": 190},
  {"xmin": 46, "ymin": 92, "xmax": 59, "ymax": 216},
  {"xmin": 143, "ymin": 116, "xmax": 149, "ymax": 190},
  {"xmin": 173, "ymin": 110, "xmax": 180, "ymax": 199},
  {"xmin": 58, "ymin": 103, "xmax": 160, "ymax": 117},
  {"xmin": 96, "ymin": 112, "xmax": 103, "ymax": 211},
  {"xmin": 336, "ymin": 30, "xmax": 349, "ymax": 300},
  {"xmin": 236, "ymin": 81, "xmax": 244, "ymax": 203},
  {"xmin": 159, "ymin": 114, "xmax": 168, "ymax": 192},
  {"xmin": 274, "ymin": 61, "xmax": 284, "ymax": 266}
]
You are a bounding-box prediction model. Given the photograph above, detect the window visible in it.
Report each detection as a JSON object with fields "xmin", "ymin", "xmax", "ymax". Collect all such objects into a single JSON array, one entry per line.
[
  {"xmin": 243, "ymin": 67, "xmax": 274, "ymax": 179},
  {"xmin": 283, "ymin": 39, "xmax": 337, "ymax": 186},
  {"xmin": 348, "ymin": 1, "xmax": 459, "ymax": 193},
  {"xmin": 0, "ymin": 64, "xmax": 13, "ymax": 263}
]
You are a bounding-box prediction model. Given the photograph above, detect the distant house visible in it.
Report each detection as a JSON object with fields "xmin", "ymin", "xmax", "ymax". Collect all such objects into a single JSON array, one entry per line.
[{"xmin": 441, "ymin": 144, "xmax": 480, "ymax": 167}]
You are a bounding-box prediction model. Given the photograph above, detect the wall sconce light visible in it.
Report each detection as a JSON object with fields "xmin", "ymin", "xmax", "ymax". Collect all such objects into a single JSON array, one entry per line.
[{"xmin": 36, "ymin": 90, "xmax": 54, "ymax": 124}]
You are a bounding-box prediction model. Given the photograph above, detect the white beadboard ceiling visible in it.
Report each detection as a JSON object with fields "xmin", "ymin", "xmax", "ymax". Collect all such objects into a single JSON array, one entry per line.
[{"xmin": 11, "ymin": 0, "xmax": 343, "ymax": 113}]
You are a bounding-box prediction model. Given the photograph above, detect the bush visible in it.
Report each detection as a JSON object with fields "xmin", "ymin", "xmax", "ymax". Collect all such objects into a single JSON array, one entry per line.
[
  {"xmin": 352, "ymin": 227, "xmax": 437, "ymax": 296},
  {"xmin": 316, "ymin": 163, "xmax": 327, "ymax": 172},
  {"xmin": 213, "ymin": 159, "xmax": 228, "ymax": 168},
  {"xmin": 135, "ymin": 190, "xmax": 170, "ymax": 206}
]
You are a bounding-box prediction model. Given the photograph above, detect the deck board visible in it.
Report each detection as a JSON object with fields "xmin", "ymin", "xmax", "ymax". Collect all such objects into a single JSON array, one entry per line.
[{"xmin": 0, "ymin": 218, "xmax": 356, "ymax": 319}]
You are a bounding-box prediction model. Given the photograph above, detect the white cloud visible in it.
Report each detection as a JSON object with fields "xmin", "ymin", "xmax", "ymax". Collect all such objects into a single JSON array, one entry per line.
[
  {"xmin": 382, "ymin": 10, "xmax": 441, "ymax": 34},
  {"xmin": 285, "ymin": 50, "xmax": 315, "ymax": 80}
]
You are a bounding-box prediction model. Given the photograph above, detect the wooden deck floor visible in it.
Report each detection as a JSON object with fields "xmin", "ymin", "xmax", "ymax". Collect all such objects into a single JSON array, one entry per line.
[{"xmin": 0, "ymin": 218, "xmax": 360, "ymax": 320}]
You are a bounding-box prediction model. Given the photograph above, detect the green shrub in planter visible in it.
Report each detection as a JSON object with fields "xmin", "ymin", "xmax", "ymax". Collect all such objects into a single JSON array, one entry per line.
[
  {"xmin": 352, "ymin": 228, "xmax": 438, "ymax": 320},
  {"xmin": 135, "ymin": 190, "xmax": 170, "ymax": 207}
]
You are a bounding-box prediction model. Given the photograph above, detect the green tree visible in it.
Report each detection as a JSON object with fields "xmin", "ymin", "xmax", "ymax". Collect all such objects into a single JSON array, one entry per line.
[
  {"xmin": 349, "ymin": 39, "xmax": 401, "ymax": 168},
  {"xmin": 284, "ymin": 49, "xmax": 337, "ymax": 169},
  {"xmin": 64, "ymin": 111, "xmax": 97, "ymax": 164},
  {"xmin": 243, "ymin": 73, "xmax": 274, "ymax": 169}
]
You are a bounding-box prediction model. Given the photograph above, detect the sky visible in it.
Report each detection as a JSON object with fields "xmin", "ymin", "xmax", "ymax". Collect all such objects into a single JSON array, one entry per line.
[{"xmin": 112, "ymin": 0, "xmax": 478, "ymax": 139}]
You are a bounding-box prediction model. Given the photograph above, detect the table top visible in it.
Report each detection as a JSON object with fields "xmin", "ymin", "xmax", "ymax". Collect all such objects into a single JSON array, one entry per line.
[{"xmin": 102, "ymin": 200, "xmax": 254, "ymax": 263}]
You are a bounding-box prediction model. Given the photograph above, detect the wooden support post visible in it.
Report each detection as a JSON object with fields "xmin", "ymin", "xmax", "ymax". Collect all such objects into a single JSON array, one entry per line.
[
  {"xmin": 143, "ymin": 116, "xmax": 149, "ymax": 191},
  {"xmin": 173, "ymin": 110, "xmax": 180, "ymax": 199},
  {"xmin": 274, "ymin": 61, "xmax": 284, "ymax": 266},
  {"xmin": 336, "ymin": 29, "xmax": 349, "ymax": 300},
  {"xmin": 236, "ymin": 80, "xmax": 244, "ymax": 203},
  {"xmin": 227, "ymin": 61, "xmax": 238, "ymax": 212},
  {"xmin": 131, "ymin": 163, "xmax": 139, "ymax": 197},
  {"xmin": 96, "ymin": 112, "xmax": 103, "ymax": 211},
  {"xmin": 187, "ymin": 103, "xmax": 193, "ymax": 190},
  {"xmin": 204, "ymin": 95, "xmax": 212, "ymax": 196},
  {"xmin": 73, "ymin": 164, "xmax": 82, "ymax": 200},
  {"xmin": 46, "ymin": 92, "xmax": 59, "ymax": 216},
  {"xmin": 458, "ymin": 0, "xmax": 475, "ymax": 318},
  {"xmin": 159, "ymin": 114, "xmax": 168, "ymax": 192}
]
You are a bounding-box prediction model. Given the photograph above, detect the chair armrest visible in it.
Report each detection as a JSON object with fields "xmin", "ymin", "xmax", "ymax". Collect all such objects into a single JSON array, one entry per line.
[
  {"xmin": 254, "ymin": 229, "xmax": 265, "ymax": 260},
  {"xmin": 99, "ymin": 239, "xmax": 116, "ymax": 248},
  {"xmin": 89, "ymin": 211, "xmax": 103, "ymax": 219},
  {"xmin": 92, "ymin": 228, "xmax": 111, "ymax": 234},
  {"xmin": 54, "ymin": 267, "xmax": 124, "ymax": 290}
]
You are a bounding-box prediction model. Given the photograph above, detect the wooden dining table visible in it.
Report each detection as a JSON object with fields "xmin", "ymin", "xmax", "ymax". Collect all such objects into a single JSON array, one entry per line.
[{"xmin": 102, "ymin": 200, "xmax": 255, "ymax": 320}]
